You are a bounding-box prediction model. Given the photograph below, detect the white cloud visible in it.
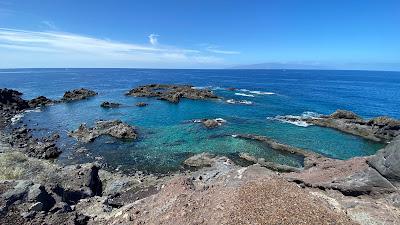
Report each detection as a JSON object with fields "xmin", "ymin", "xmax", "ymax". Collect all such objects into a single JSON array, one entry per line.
[
  {"xmin": 148, "ymin": 33, "xmax": 159, "ymax": 46},
  {"xmin": 41, "ymin": 21, "xmax": 58, "ymax": 30},
  {"xmin": 206, "ymin": 46, "xmax": 240, "ymax": 55},
  {"xmin": 0, "ymin": 28, "xmax": 228, "ymax": 68}
]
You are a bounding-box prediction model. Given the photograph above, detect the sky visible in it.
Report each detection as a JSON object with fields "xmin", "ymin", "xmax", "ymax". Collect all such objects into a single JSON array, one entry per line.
[{"xmin": 0, "ymin": 0, "xmax": 399, "ymax": 70}]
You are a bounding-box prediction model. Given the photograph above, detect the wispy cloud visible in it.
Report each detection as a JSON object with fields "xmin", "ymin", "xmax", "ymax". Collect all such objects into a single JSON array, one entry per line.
[
  {"xmin": 0, "ymin": 28, "xmax": 227, "ymax": 68},
  {"xmin": 41, "ymin": 21, "xmax": 58, "ymax": 30},
  {"xmin": 148, "ymin": 34, "xmax": 159, "ymax": 46},
  {"xmin": 204, "ymin": 44, "xmax": 240, "ymax": 55}
]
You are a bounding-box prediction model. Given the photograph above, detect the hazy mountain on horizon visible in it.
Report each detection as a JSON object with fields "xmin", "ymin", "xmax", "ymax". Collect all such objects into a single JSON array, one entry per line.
[
  {"xmin": 230, "ymin": 62, "xmax": 333, "ymax": 70},
  {"xmin": 230, "ymin": 62, "xmax": 400, "ymax": 71}
]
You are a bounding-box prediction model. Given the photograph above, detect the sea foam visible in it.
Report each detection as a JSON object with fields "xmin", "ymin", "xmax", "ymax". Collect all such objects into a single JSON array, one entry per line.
[
  {"xmin": 268, "ymin": 111, "xmax": 321, "ymax": 127},
  {"xmin": 235, "ymin": 93, "xmax": 255, "ymax": 97},
  {"xmin": 226, "ymin": 99, "xmax": 253, "ymax": 105}
]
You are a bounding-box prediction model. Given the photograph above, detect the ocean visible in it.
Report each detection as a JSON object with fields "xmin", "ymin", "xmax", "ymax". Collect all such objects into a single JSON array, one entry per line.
[{"xmin": 1, "ymin": 68, "xmax": 399, "ymax": 174}]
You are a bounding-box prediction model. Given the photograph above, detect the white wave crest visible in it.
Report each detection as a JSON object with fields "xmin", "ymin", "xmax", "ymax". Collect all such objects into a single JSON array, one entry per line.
[
  {"xmin": 249, "ymin": 91, "xmax": 275, "ymax": 95},
  {"xmin": 226, "ymin": 99, "xmax": 253, "ymax": 105},
  {"xmin": 267, "ymin": 111, "xmax": 321, "ymax": 127},
  {"xmin": 238, "ymin": 88, "xmax": 276, "ymax": 95},
  {"xmin": 234, "ymin": 93, "xmax": 255, "ymax": 97},
  {"xmin": 11, "ymin": 114, "xmax": 24, "ymax": 124}
]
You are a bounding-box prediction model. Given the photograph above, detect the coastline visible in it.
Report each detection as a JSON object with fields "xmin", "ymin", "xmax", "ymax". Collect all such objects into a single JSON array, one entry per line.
[{"xmin": 0, "ymin": 86, "xmax": 399, "ymax": 224}]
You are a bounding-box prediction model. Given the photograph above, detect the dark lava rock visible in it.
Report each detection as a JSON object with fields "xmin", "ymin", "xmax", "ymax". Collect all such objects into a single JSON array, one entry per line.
[
  {"xmin": 126, "ymin": 84, "xmax": 218, "ymax": 103},
  {"xmin": 277, "ymin": 110, "xmax": 400, "ymax": 142},
  {"xmin": 61, "ymin": 88, "xmax": 97, "ymax": 102},
  {"xmin": 135, "ymin": 102, "xmax": 148, "ymax": 107},
  {"xmin": 7, "ymin": 126, "xmax": 61, "ymax": 159},
  {"xmin": 100, "ymin": 101, "xmax": 121, "ymax": 108},
  {"xmin": 69, "ymin": 120, "xmax": 137, "ymax": 143},
  {"xmin": 28, "ymin": 96, "xmax": 54, "ymax": 108},
  {"xmin": 0, "ymin": 88, "xmax": 29, "ymax": 110},
  {"xmin": 329, "ymin": 110, "xmax": 361, "ymax": 120}
]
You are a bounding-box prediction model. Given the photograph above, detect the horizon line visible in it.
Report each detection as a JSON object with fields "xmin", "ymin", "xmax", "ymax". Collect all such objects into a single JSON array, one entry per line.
[{"xmin": 0, "ymin": 67, "xmax": 399, "ymax": 73}]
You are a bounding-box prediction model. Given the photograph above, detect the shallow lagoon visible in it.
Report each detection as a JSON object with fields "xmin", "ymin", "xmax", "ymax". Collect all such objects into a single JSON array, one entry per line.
[{"xmin": 1, "ymin": 69, "xmax": 397, "ymax": 173}]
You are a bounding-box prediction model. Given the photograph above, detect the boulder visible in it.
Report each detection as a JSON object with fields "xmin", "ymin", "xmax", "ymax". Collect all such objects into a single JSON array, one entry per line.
[
  {"xmin": 368, "ymin": 136, "xmax": 400, "ymax": 182},
  {"xmin": 61, "ymin": 88, "xmax": 97, "ymax": 102},
  {"xmin": 100, "ymin": 101, "xmax": 121, "ymax": 108},
  {"xmin": 52, "ymin": 164, "xmax": 103, "ymax": 204},
  {"xmin": 331, "ymin": 167, "xmax": 397, "ymax": 196},
  {"xmin": 69, "ymin": 120, "xmax": 137, "ymax": 143},
  {"xmin": 29, "ymin": 202, "xmax": 44, "ymax": 212}
]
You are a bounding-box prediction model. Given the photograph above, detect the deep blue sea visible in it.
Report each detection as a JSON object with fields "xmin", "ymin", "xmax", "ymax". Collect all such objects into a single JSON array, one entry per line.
[{"xmin": 1, "ymin": 68, "xmax": 399, "ymax": 173}]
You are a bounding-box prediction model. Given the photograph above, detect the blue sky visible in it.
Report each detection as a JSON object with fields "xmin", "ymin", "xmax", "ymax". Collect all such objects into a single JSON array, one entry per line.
[{"xmin": 0, "ymin": 0, "xmax": 399, "ymax": 70}]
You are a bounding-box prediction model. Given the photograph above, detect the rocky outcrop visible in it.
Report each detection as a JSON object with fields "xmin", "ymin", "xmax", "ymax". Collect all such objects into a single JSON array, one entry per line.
[
  {"xmin": 135, "ymin": 102, "xmax": 148, "ymax": 107},
  {"xmin": 183, "ymin": 152, "xmax": 218, "ymax": 168},
  {"xmin": 28, "ymin": 96, "xmax": 54, "ymax": 108},
  {"xmin": 287, "ymin": 157, "xmax": 398, "ymax": 197},
  {"xmin": 69, "ymin": 120, "xmax": 137, "ymax": 143},
  {"xmin": 277, "ymin": 110, "xmax": 400, "ymax": 142},
  {"xmin": 234, "ymin": 134, "xmax": 319, "ymax": 159},
  {"xmin": 100, "ymin": 101, "xmax": 121, "ymax": 108},
  {"xmin": 125, "ymin": 84, "xmax": 218, "ymax": 103},
  {"xmin": 239, "ymin": 152, "xmax": 301, "ymax": 172},
  {"xmin": 0, "ymin": 89, "xmax": 29, "ymax": 128},
  {"xmin": 367, "ymin": 136, "xmax": 400, "ymax": 183},
  {"xmin": 0, "ymin": 89, "xmax": 29, "ymax": 111},
  {"xmin": 329, "ymin": 110, "xmax": 361, "ymax": 120},
  {"xmin": 61, "ymin": 88, "xmax": 97, "ymax": 102},
  {"xmin": 6, "ymin": 127, "xmax": 61, "ymax": 159},
  {"xmin": 193, "ymin": 118, "xmax": 226, "ymax": 128},
  {"xmin": 0, "ymin": 89, "xmax": 57, "ymax": 128}
]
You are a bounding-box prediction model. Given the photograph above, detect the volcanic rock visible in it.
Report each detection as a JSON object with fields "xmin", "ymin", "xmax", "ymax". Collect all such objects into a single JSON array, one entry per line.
[
  {"xmin": 28, "ymin": 96, "xmax": 54, "ymax": 108},
  {"xmin": 126, "ymin": 84, "xmax": 218, "ymax": 103},
  {"xmin": 276, "ymin": 110, "xmax": 400, "ymax": 142},
  {"xmin": 100, "ymin": 101, "xmax": 121, "ymax": 108},
  {"xmin": 61, "ymin": 88, "xmax": 97, "ymax": 102},
  {"xmin": 135, "ymin": 102, "xmax": 148, "ymax": 107},
  {"xmin": 69, "ymin": 120, "xmax": 137, "ymax": 143}
]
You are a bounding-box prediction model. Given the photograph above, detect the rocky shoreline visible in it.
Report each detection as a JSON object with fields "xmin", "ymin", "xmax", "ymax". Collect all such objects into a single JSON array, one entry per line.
[
  {"xmin": 0, "ymin": 86, "xmax": 399, "ymax": 224},
  {"xmin": 275, "ymin": 110, "xmax": 400, "ymax": 142}
]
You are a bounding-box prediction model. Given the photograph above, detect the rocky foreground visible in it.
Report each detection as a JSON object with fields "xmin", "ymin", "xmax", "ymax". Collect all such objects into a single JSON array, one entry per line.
[{"xmin": 0, "ymin": 87, "xmax": 399, "ymax": 224}]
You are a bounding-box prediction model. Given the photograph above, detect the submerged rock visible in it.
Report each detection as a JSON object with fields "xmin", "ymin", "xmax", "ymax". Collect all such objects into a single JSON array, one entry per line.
[
  {"xmin": 183, "ymin": 152, "xmax": 217, "ymax": 168},
  {"xmin": 61, "ymin": 88, "xmax": 97, "ymax": 102},
  {"xmin": 135, "ymin": 102, "xmax": 148, "ymax": 107},
  {"xmin": 69, "ymin": 120, "xmax": 137, "ymax": 143},
  {"xmin": 126, "ymin": 84, "xmax": 218, "ymax": 103},
  {"xmin": 100, "ymin": 101, "xmax": 121, "ymax": 108}
]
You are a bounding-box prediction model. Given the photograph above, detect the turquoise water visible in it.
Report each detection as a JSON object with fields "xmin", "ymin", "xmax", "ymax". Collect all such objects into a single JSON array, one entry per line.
[{"xmin": 1, "ymin": 68, "xmax": 397, "ymax": 173}]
